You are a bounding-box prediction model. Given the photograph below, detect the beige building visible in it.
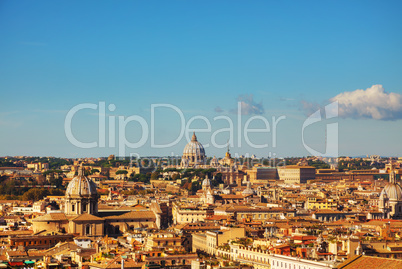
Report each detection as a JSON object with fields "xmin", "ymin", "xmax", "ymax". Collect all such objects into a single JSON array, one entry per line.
[
  {"xmin": 145, "ymin": 232, "xmax": 184, "ymax": 251},
  {"xmin": 246, "ymin": 167, "xmax": 278, "ymax": 182},
  {"xmin": 192, "ymin": 227, "xmax": 245, "ymax": 255},
  {"xmin": 68, "ymin": 213, "xmax": 104, "ymax": 237},
  {"xmin": 32, "ymin": 213, "xmax": 70, "ymax": 234},
  {"xmin": 205, "ymin": 227, "xmax": 245, "ymax": 255},
  {"xmin": 192, "ymin": 234, "xmax": 208, "ymax": 253},
  {"xmin": 172, "ymin": 202, "xmax": 212, "ymax": 224},
  {"xmin": 214, "ymin": 205, "xmax": 296, "ymax": 221},
  {"xmin": 104, "ymin": 211, "xmax": 156, "ymax": 235},
  {"xmin": 229, "ymin": 245, "xmax": 338, "ymax": 269},
  {"xmin": 277, "ymin": 165, "xmax": 316, "ymax": 184}
]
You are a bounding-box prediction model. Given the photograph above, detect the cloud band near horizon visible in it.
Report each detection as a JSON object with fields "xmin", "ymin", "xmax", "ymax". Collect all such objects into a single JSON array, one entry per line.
[{"xmin": 302, "ymin": 85, "xmax": 402, "ymax": 121}]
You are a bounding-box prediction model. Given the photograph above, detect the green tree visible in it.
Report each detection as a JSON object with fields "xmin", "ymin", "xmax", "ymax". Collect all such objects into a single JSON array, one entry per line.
[
  {"xmin": 22, "ymin": 188, "xmax": 64, "ymax": 201},
  {"xmin": 171, "ymin": 173, "xmax": 180, "ymax": 181},
  {"xmin": 150, "ymin": 171, "xmax": 159, "ymax": 180},
  {"xmin": 115, "ymin": 170, "xmax": 128, "ymax": 175}
]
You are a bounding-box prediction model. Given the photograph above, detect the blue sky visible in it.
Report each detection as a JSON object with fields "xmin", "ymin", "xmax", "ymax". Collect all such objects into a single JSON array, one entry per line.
[{"xmin": 1, "ymin": 1, "xmax": 402, "ymax": 158}]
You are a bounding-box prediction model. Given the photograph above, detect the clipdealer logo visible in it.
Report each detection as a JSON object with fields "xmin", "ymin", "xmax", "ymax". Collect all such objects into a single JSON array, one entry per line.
[
  {"xmin": 64, "ymin": 102, "xmax": 287, "ymax": 156},
  {"xmin": 64, "ymin": 101, "xmax": 338, "ymax": 163}
]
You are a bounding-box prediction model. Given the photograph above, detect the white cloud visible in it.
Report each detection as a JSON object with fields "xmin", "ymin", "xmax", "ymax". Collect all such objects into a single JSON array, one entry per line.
[
  {"xmin": 230, "ymin": 94, "xmax": 264, "ymax": 115},
  {"xmin": 214, "ymin": 106, "xmax": 223, "ymax": 113},
  {"xmin": 330, "ymin": 85, "xmax": 402, "ymax": 120},
  {"xmin": 300, "ymin": 100, "xmax": 321, "ymax": 116}
]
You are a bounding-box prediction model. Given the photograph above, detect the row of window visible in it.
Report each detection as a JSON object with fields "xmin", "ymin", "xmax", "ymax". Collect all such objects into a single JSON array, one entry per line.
[
  {"xmin": 240, "ymin": 213, "xmax": 282, "ymax": 219},
  {"xmin": 240, "ymin": 252, "xmax": 269, "ymax": 263},
  {"xmin": 181, "ymin": 217, "xmax": 203, "ymax": 222},
  {"xmin": 237, "ymin": 253, "xmax": 315, "ymax": 269},
  {"xmin": 13, "ymin": 239, "xmax": 60, "ymax": 246},
  {"xmin": 272, "ymin": 261, "xmax": 310, "ymax": 269},
  {"xmin": 156, "ymin": 242, "xmax": 181, "ymax": 246}
]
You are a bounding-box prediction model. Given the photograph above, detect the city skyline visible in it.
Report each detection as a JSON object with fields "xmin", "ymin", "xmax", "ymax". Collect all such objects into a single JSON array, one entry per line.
[
  {"xmin": 3, "ymin": 2, "xmax": 402, "ymax": 266},
  {"xmin": 1, "ymin": 1, "xmax": 402, "ymax": 158}
]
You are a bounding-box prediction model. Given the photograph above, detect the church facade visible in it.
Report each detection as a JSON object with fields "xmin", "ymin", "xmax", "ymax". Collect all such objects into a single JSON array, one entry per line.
[
  {"xmin": 379, "ymin": 170, "xmax": 402, "ymax": 219},
  {"xmin": 33, "ymin": 166, "xmax": 158, "ymax": 237}
]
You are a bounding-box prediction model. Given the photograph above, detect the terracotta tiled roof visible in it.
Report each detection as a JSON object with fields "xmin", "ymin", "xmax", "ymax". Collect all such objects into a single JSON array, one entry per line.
[
  {"xmin": 314, "ymin": 209, "xmax": 344, "ymax": 214},
  {"xmin": 6, "ymin": 250, "xmax": 28, "ymax": 257},
  {"xmin": 205, "ymin": 215, "xmax": 228, "ymax": 220},
  {"xmin": 85, "ymin": 261, "xmax": 145, "ymax": 269},
  {"xmin": 32, "ymin": 213, "xmax": 68, "ymax": 222},
  {"xmin": 215, "ymin": 205, "xmax": 294, "ymax": 213},
  {"xmin": 71, "ymin": 213, "xmax": 104, "ymax": 222},
  {"xmin": 43, "ymin": 242, "xmax": 81, "ymax": 256},
  {"xmin": 0, "ymin": 230, "xmax": 33, "ymax": 237},
  {"xmin": 0, "ymin": 200, "xmax": 20, "ymax": 204},
  {"xmin": 273, "ymin": 243, "xmax": 290, "ymax": 249},
  {"xmin": 365, "ymin": 220, "xmax": 402, "ymax": 228},
  {"xmin": 291, "ymin": 235, "xmax": 317, "ymax": 241},
  {"xmin": 3, "ymin": 216, "xmax": 20, "ymax": 220},
  {"xmin": 338, "ymin": 255, "xmax": 402, "ymax": 269},
  {"xmin": 221, "ymin": 195, "xmax": 244, "ymax": 199},
  {"xmin": 180, "ymin": 223, "xmax": 219, "ymax": 230},
  {"xmin": 27, "ymin": 250, "xmax": 46, "ymax": 257},
  {"xmin": 103, "ymin": 211, "xmax": 155, "ymax": 220}
]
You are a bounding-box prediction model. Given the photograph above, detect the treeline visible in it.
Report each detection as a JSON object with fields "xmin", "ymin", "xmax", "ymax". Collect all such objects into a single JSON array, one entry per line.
[
  {"xmin": 0, "ymin": 176, "xmax": 64, "ymax": 199},
  {"xmin": 0, "ymin": 157, "xmax": 72, "ymax": 169},
  {"xmin": 21, "ymin": 188, "xmax": 65, "ymax": 201},
  {"xmin": 0, "ymin": 177, "xmax": 32, "ymax": 196},
  {"xmin": 284, "ymin": 158, "xmax": 330, "ymax": 169},
  {"xmin": 0, "ymin": 187, "xmax": 64, "ymax": 201},
  {"xmin": 0, "ymin": 159, "xmax": 19, "ymax": 167},
  {"xmin": 338, "ymin": 159, "xmax": 385, "ymax": 171}
]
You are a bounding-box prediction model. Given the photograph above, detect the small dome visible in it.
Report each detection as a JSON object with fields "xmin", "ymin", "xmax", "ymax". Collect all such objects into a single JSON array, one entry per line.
[
  {"xmin": 66, "ymin": 167, "xmax": 97, "ymax": 197},
  {"xmin": 242, "ymin": 181, "xmax": 254, "ymax": 196},
  {"xmin": 243, "ymin": 189, "xmax": 254, "ymax": 196},
  {"xmin": 381, "ymin": 183, "xmax": 402, "ymax": 201}
]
